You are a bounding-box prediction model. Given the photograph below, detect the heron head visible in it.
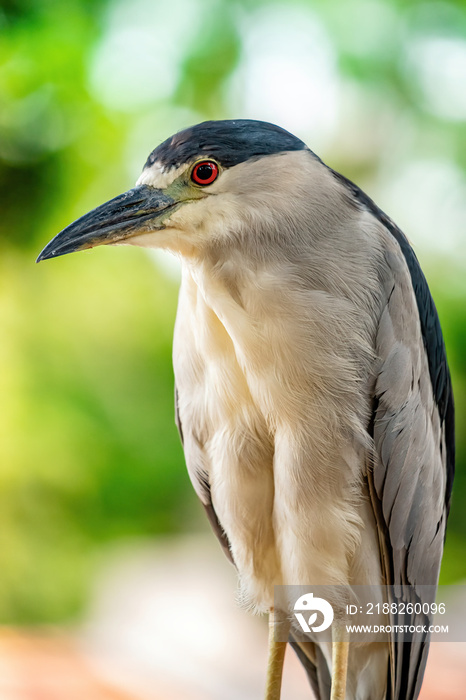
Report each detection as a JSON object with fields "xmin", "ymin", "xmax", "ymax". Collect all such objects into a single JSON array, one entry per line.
[{"xmin": 37, "ymin": 120, "xmax": 312, "ymax": 262}]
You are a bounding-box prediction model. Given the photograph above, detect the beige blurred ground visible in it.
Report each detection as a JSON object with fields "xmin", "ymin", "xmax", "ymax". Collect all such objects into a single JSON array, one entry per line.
[
  {"xmin": 0, "ymin": 630, "xmax": 137, "ymax": 700},
  {"xmin": 0, "ymin": 537, "xmax": 465, "ymax": 700}
]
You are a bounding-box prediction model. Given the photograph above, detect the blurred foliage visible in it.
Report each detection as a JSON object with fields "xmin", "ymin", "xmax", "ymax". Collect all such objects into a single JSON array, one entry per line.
[{"xmin": 0, "ymin": 0, "xmax": 465, "ymax": 622}]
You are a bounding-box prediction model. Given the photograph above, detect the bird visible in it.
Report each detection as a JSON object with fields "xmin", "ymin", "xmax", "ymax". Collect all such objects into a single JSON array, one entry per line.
[{"xmin": 37, "ymin": 119, "xmax": 454, "ymax": 700}]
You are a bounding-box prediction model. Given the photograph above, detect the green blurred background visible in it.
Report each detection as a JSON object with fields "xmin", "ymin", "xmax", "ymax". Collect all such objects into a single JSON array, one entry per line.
[{"xmin": 0, "ymin": 0, "xmax": 465, "ymax": 625}]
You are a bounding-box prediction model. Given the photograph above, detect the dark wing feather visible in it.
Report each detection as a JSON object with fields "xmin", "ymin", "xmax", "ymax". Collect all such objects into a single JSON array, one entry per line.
[
  {"xmin": 174, "ymin": 385, "xmax": 234, "ymax": 563},
  {"xmin": 289, "ymin": 638, "xmax": 331, "ymax": 700},
  {"xmin": 330, "ymin": 171, "xmax": 454, "ymax": 700}
]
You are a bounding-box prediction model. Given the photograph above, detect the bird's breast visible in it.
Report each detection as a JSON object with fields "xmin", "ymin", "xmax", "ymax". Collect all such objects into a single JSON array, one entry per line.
[{"xmin": 173, "ymin": 263, "xmax": 379, "ymax": 608}]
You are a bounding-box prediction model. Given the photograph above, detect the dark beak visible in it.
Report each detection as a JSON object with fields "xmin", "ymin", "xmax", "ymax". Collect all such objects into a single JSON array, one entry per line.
[{"xmin": 37, "ymin": 185, "xmax": 178, "ymax": 262}]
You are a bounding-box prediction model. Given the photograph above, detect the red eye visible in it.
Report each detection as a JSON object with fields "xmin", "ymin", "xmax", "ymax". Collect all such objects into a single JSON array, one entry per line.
[{"xmin": 192, "ymin": 161, "xmax": 219, "ymax": 185}]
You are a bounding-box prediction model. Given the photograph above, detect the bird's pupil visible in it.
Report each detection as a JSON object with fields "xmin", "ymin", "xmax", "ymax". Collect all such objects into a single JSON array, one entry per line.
[{"xmin": 196, "ymin": 164, "xmax": 213, "ymax": 180}]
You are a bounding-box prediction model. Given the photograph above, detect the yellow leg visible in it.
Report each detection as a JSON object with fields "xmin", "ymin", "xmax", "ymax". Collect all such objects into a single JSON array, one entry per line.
[
  {"xmin": 330, "ymin": 624, "xmax": 349, "ymax": 700},
  {"xmin": 264, "ymin": 608, "xmax": 290, "ymax": 700}
]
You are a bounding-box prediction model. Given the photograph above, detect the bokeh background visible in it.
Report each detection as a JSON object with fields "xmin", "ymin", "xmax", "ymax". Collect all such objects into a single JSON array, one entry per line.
[{"xmin": 1, "ymin": 0, "xmax": 466, "ymax": 697}]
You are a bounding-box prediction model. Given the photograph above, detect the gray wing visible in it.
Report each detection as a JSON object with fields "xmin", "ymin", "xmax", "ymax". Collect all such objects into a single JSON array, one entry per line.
[
  {"xmin": 364, "ymin": 209, "xmax": 453, "ymax": 698},
  {"xmin": 174, "ymin": 386, "xmax": 234, "ymax": 563},
  {"xmin": 327, "ymin": 169, "xmax": 454, "ymax": 700}
]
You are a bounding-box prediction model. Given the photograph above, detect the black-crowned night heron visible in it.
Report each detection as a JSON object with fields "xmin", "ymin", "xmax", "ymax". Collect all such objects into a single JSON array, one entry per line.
[{"xmin": 38, "ymin": 120, "xmax": 454, "ymax": 700}]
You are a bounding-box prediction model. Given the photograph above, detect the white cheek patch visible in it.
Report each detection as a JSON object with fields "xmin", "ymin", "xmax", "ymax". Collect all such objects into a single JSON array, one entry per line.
[{"xmin": 136, "ymin": 161, "xmax": 189, "ymax": 189}]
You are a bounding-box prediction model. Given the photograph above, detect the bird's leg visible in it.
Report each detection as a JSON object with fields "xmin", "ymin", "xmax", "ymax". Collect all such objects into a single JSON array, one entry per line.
[
  {"xmin": 330, "ymin": 622, "xmax": 349, "ymax": 700},
  {"xmin": 264, "ymin": 608, "xmax": 290, "ymax": 700}
]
